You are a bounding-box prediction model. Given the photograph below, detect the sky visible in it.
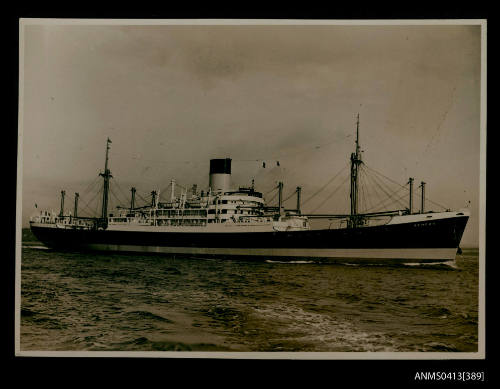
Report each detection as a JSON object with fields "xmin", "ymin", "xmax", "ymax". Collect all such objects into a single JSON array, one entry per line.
[{"xmin": 19, "ymin": 21, "xmax": 483, "ymax": 246}]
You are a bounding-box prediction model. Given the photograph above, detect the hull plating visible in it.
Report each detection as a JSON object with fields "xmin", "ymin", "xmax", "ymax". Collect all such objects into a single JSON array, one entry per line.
[{"xmin": 30, "ymin": 215, "xmax": 469, "ymax": 262}]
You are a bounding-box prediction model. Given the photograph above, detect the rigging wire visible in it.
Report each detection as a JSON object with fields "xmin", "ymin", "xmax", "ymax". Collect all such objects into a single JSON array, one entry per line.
[
  {"xmin": 58, "ymin": 175, "xmax": 101, "ymax": 218},
  {"xmin": 77, "ymin": 185, "xmax": 104, "ymax": 217},
  {"xmin": 367, "ymin": 166, "xmax": 404, "ymax": 202},
  {"xmin": 267, "ymin": 191, "xmax": 279, "ymax": 205},
  {"xmin": 108, "ymin": 134, "xmax": 350, "ymax": 167},
  {"xmin": 360, "ymin": 166, "xmax": 387, "ymax": 210},
  {"xmin": 309, "ymin": 174, "xmax": 351, "ymax": 213},
  {"xmin": 367, "ymin": 170, "xmax": 408, "ymax": 211},
  {"xmin": 263, "ymin": 185, "xmax": 279, "ymax": 200},
  {"xmin": 160, "ymin": 182, "xmax": 172, "ymax": 199},
  {"xmin": 80, "ymin": 175, "xmax": 102, "ymax": 197},
  {"xmin": 361, "ymin": 167, "xmax": 392, "ymax": 210},
  {"xmin": 364, "ymin": 165, "xmax": 410, "ymax": 191},
  {"xmin": 265, "ymin": 185, "xmax": 278, "ymax": 195},
  {"xmin": 282, "ymin": 189, "xmax": 298, "ymax": 203},
  {"xmin": 94, "ymin": 186, "xmax": 103, "ymax": 217},
  {"xmin": 369, "ymin": 167, "xmax": 404, "ymax": 198},
  {"xmin": 359, "ymin": 168, "xmax": 374, "ymax": 212},
  {"xmin": 361, "ymin": 166, "xmax": 404, "ymax": 212},
  {"xmin": 359, "ymin": 170, "xmax": 368, "ymax": 213},
  {"xmin": 301, "ymin": 163, "xmax": 349, "ymax": 206},
  {"xmin": 175, "ymin": 182, "xmax": 187, "ymax": 192},
  {"xmin": 422, "ymin": 195, "xmax": 448, "ymax": 211},
  {"xmin": 233, "ymin": 138, "xmax": 348, "ymax": 163},
  {"xmin": 366, "ymin": 186, "xmax": 407, "ymax": 212},
  {"xmin": 389, "ymin": 190, "xmax": 412, "ymax": 210},
  {"xmin": 135, "ymin": 191, "xmax": 150, "ymax": 207},
  {"xmin": 392, "ymin": 192, "xmax": 409, "ymax": 209},
  {"xmin": 365, "ymin": 163, "xmax": 448, "ymax": 211},
  {"xmin": 109, "ymin": 187, "xmax": 126, "ymax": 209},
  {"xmin": 112, "ymin": 177, "xmax": 134, "ymax": 207}
]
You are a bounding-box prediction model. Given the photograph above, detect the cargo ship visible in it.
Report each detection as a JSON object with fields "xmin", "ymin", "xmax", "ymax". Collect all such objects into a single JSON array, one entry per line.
[{"xmin": 29, "ymin": 117, "xmax": 469, "ymax": 262}]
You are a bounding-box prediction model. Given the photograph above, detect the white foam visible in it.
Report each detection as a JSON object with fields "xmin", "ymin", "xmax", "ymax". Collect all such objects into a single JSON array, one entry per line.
[
  {"xmin": 252, "ymin": 303, "xmax": 398, "ymax": 352},
  {"xmin": 23, "ymin": 245, "xmax": 49, "ymax": 250},
  {"xmin": 403, "ymin": 260, "xmax": 457, "ymax": 268},
  {"xmin": 265, "ymin": 260, "xmax": 315, "ymax": 264}
]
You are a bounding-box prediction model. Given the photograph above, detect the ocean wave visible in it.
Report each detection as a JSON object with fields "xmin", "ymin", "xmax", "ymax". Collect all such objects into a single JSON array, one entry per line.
[
  {"xmin": 252, "ymin": 303, "xmax": 399, "ymax": 352},
  {"xmin": 402, "ymin": 260, "xmax": 458, "ymax": 269},
  {"xmin": 122, "ymin": 310, "xmax": 174, "ymax": 323},
  {"xmin": 422, "ymin": 342, "xmax": 460, "ymax": 352},
  {"xmin": 161, "ymin": 266, "xmax": 182, "ymax": 275},
  {"xmin": 265, "ymin": 260, "xmax": 315, "ymax": 264},
  {"xmin": 423, "ymin": 306, "xmax": 453, "ymax": 319},
  {"xmin": 117, "ymin": 336, "xmax": 230, "ymax": 351},
  {"xmin": 21, "ymin": 311, "xmax": 68, "ymax": 329},
  {"xmin": 20, "ymin": 246, "xmax": 479, "ymax": 352},
  {"xmin": 21, "ymin": 308, "xmax": 37, "ymax": 317}
]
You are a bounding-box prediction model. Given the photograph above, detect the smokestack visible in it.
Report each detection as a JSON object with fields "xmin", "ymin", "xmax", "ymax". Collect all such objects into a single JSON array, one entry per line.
[{"xmin": 209, "ymin": 158, "xmax": 232, "ymax": 193}]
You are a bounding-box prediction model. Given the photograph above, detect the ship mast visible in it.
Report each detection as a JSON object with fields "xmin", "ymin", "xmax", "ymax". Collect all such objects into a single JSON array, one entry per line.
[
  {"xmin": 99, "ymin": 138, "xmax": 113, "ymax": 225},
  {"xmin": 349, "ymin": 114, "xmax": 362, "ymax": 227}
]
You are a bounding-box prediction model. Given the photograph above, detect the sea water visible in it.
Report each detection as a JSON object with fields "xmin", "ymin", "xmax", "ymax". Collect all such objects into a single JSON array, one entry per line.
[{"xmin": 20, "ymin": 240, "xmax": 479, "ymax": 352}]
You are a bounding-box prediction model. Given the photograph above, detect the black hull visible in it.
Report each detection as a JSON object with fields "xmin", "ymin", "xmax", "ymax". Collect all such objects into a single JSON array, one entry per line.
[{"xmin": 29, "ymin": 215, "xmax": 469, "ymax": 262}]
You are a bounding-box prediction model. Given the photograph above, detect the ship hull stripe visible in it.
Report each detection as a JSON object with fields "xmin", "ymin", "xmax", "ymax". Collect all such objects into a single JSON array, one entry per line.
[{"xmin": 83, "ymin": 245, "xmax": 457, "ymax": 261}]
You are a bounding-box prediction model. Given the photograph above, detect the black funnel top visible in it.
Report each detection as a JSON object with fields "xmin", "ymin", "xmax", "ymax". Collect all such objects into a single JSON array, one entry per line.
[{"xmin": 210, "ymin": 158, "xmax": 232, "ymax": 174}]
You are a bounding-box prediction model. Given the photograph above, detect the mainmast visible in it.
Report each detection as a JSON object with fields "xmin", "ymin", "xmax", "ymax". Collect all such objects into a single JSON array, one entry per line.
[
  {"xmin": 99, "ymin": 138, "xmax": 113, "ymax": 224},
  {"xmin": 349, "ymin": 114, "xmax": 362, "ymax": 227}
]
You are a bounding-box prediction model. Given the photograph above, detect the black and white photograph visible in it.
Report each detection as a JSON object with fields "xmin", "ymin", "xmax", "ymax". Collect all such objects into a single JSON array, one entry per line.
[{"xmin": 16, "ymin": 19, "xmax": 486, "ymax": 359}]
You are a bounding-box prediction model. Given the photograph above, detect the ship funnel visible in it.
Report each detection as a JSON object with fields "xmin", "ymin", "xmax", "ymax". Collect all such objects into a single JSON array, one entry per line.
[{"xmin": 209, "ymin": 158, "xmax": 231, "ymax": 193}]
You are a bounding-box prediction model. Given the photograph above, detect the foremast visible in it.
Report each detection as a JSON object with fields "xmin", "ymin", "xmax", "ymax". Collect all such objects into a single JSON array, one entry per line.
[
  {"xmin": 99, "ymin": 138, "xmax": 112, "ymax": 228},
  {"xmin": 349, "ymin": 114, "xmax": 363, "ymax": 228}
]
